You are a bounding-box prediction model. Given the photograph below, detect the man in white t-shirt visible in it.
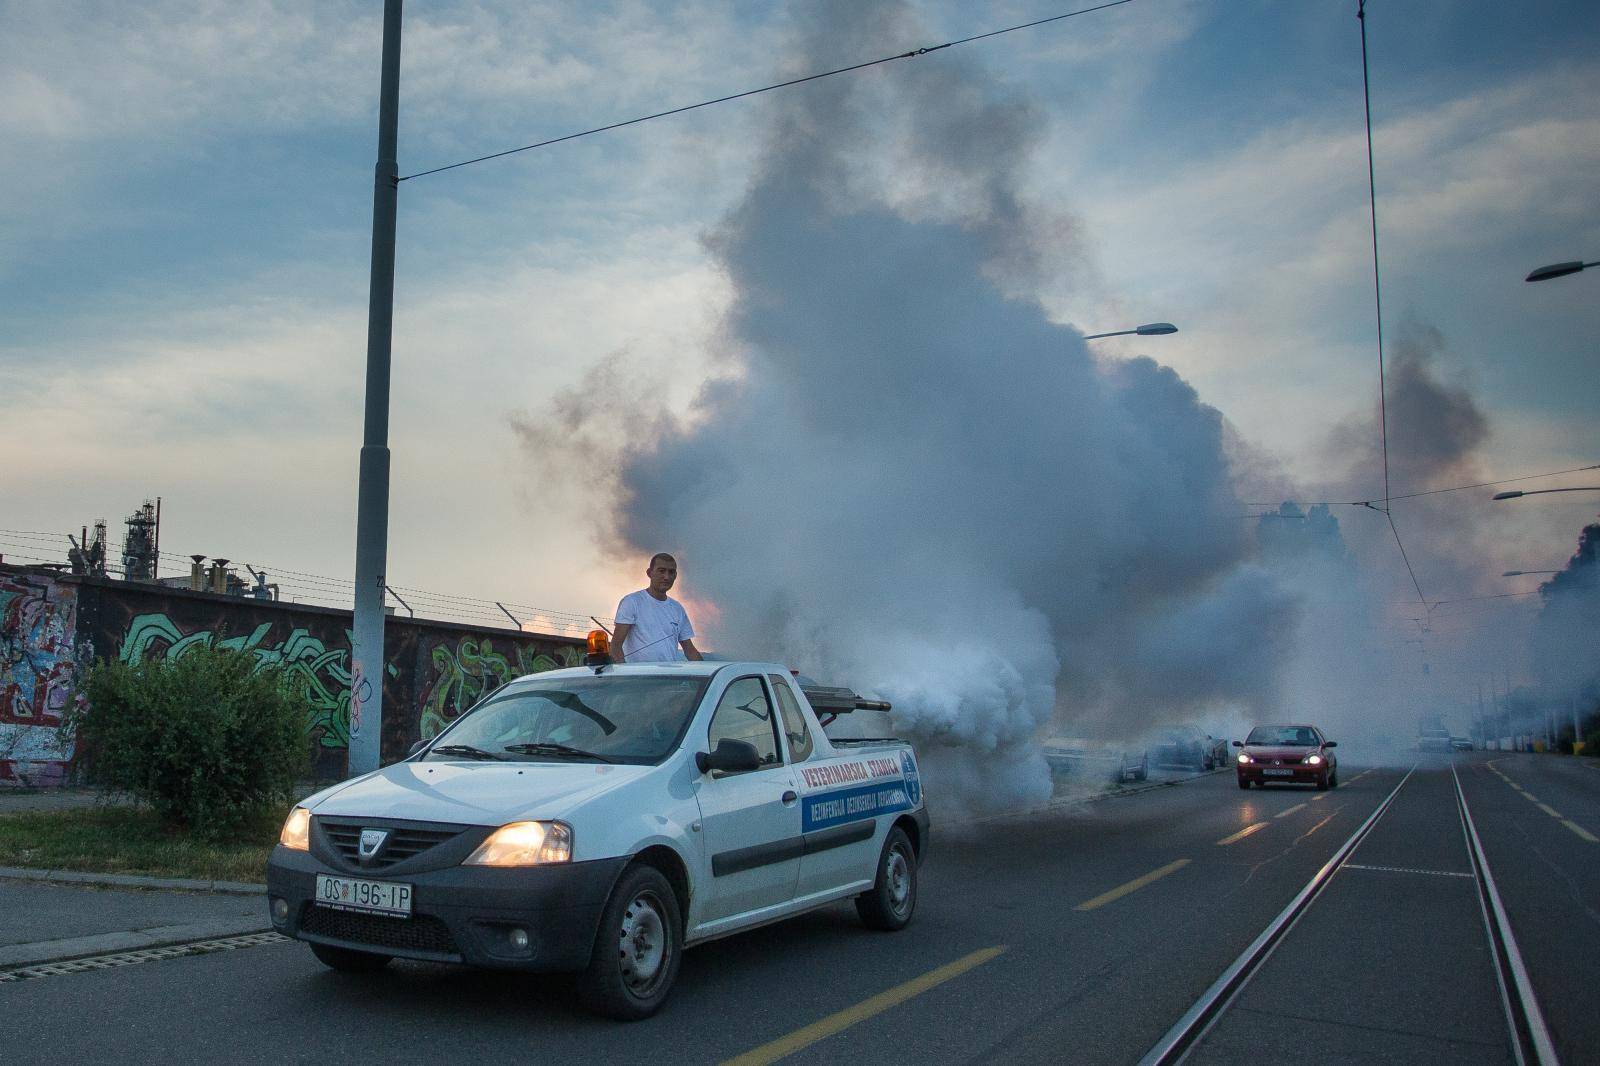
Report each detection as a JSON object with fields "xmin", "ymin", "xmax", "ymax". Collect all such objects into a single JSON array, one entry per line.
[{"xmin": 612, "ymin": 553, "xmax": 703, "ymax": 663}]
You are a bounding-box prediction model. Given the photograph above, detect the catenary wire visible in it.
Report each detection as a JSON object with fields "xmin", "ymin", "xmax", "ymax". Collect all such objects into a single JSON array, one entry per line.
[
  {"xmin": 1356, "ymin": 0, "xmax": 1427, "ymax": 611},
  {"xmin": 1241, "ymin": 463, "xmax": 1600, "ymax": 509},
  {"xmin": 398, "ymin": 0, "xmax": 1140, "ymax": 182}
]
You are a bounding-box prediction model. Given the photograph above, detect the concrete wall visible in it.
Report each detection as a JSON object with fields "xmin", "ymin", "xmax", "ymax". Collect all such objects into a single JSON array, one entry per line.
[{"xmin": 0, "ymin": 564, "xmax": 584, "ymax": 783}]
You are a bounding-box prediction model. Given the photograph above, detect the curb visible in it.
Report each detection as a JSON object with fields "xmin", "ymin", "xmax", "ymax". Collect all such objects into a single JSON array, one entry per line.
[
  {"xmin": 0, "ymin": 866, "xmax": 266, "ymax": 896},
  {"xmin": 0, "ymin": 917, "xmax": 274, "ymax": 971}
]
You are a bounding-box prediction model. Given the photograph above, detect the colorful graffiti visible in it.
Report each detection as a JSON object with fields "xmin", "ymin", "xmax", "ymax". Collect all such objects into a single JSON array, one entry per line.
[
  {"xmin": 118, "ymin": 613, "xmax": 364, "ymax": 752},
  {"xmin": 0, "ymin": 573, "xmax": 79, "ymax": 783},
  {"xmin": 418, "ymin": 637, "xmax": 582, "ymax": 740},
  {"xmin": 0, "ymin": 565, "xmax": 586, "ymax": 779}
]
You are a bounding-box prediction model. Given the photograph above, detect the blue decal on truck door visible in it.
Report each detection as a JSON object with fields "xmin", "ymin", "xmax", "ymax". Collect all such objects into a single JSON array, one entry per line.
[{"xmin": 802, "ymin": 781, "xmax": 912, "ymax": 832}]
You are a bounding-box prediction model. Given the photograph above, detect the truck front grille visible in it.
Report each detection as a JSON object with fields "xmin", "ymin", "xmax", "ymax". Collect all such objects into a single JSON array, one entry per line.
[
  {"xmin": 318, "ymin": 820, "xmax": 463, "ymax": 870},
  {"xmin": 300, "ymin": 904, "xmax": 459, "ymax": 958}
]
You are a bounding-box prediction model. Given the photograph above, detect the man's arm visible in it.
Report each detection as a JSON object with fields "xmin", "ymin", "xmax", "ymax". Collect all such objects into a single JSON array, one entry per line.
[
  {"xmin": 611, "ymin": 622, "xmax": 633, "ymax": 663},
  {"xmin": 680, "ymin": 638, "xmax": 703, "ymax": 662}
]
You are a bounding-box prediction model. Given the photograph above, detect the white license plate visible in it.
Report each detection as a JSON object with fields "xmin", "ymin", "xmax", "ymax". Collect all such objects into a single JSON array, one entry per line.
[
  {"xmin": 314, "ymin": 874, "xmax": 413, "ymax": 917},
  {"xmin": 1263, "ymin": 768, "xmax": 1295, "ymax": 776}
]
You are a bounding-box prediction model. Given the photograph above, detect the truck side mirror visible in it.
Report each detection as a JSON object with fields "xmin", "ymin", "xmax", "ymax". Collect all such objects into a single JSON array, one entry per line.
[{"xmin": 696, "ymin": 739, "xmax": 762, "ymax": 775}]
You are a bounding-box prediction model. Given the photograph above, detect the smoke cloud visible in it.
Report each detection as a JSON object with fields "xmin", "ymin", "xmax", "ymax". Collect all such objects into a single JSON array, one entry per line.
[{"xmin": 521, "ymin": 1, "xmax": 1302, "ymax": 813}]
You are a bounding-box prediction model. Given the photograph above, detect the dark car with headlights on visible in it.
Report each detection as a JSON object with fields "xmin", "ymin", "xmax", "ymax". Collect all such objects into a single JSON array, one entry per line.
[{"xmin": 1233, "ymin": 724, "xmax": 1337, "ymax": 790}]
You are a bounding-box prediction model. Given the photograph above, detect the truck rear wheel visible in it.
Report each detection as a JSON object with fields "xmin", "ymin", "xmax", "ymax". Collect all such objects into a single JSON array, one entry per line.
[
  {"xmin": 577, "ymin": 863, "xmax": 683, "ymax": 1021},
  {"xmin": 856, "ymin": 827, "xmax": 917, "ymax": 932}
]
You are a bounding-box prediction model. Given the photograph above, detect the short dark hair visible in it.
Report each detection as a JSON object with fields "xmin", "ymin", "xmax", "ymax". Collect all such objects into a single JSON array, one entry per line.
[{"xmin": 648, "ymin": 552, "xmax": 677, "ymax": 570}]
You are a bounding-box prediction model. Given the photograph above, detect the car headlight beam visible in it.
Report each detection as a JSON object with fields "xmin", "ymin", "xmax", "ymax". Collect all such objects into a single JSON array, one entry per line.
[
  {"xmin": 464, "ymin": 821, "xmax": 573, "ymax": 866},
  {"xmin": 279, "ymin": 807, "xmax": 311, "ymax": 851},
  {"xmin": 1305, "ymin": 754, "xmax": 1324, "ymax": 766},
  {"xmin": 1236, "ymin": 753, "xmax": 1252, "ymax": 764}
]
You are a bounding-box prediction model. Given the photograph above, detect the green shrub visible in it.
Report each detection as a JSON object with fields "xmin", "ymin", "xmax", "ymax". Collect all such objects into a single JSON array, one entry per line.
[{"xmin": 63, "ymin": 648, "xmax": 312, "ymax": 838}]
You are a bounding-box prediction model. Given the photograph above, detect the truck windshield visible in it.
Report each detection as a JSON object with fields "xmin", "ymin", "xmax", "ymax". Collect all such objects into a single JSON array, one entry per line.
[{"xmin": 426, "ymin": 675, "xmax": 710, "ymax": 766}]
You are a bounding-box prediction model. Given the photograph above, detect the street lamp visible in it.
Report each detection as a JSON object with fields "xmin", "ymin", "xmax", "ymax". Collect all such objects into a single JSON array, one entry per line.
[
  {"xmin": 1082, "ymin": 322, "xmax": 1179, "ymax": 341},
  {"xmin": 1525, "ymin": 260, "xmax": 1596, "ymax": 283},
  {"xmin": 1492, "ymin": 488, "xmax": 1600, "ymax": 500}
]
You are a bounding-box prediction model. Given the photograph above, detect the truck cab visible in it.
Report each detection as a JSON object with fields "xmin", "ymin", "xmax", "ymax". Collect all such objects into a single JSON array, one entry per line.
[{"xmin": 266, "ymin": 658, "xmax": 927, "ymax": 1019}]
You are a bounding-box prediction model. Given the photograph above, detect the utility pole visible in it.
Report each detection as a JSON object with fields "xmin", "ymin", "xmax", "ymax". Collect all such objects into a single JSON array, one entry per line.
[{"xmin": 349, "ymin": 0, "xmax": 403, "ymax": 777}]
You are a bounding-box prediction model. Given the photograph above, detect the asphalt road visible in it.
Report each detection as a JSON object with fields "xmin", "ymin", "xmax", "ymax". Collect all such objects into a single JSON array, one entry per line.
[{"xmin": 2, "ymin": 753, "xmax": 1594, "ymax": 1065}]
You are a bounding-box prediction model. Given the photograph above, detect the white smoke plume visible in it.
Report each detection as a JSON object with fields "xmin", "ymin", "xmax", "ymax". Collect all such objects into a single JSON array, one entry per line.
[{"xmin": 526, "ymin": 2, "xmax": 1301, "ymax": 813}]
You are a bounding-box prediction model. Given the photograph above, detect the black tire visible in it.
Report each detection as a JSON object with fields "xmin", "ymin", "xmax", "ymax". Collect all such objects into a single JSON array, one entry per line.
[
  {"xmin": 576, "ymin": 864, "xmax": 683, "ymax": 1021},
  {"xmin": 1238, "ymin": 778, "xmax": 1251, "ymax": 790},
  {"xmin": 1316, "ymin": 773, "xmax": 1329, "ymax": 791},
  {"xmin": 309, "ymin": 941, "xmax": 391, "ymax": 973},
  {"xmin": 1329, "ymin": 768, "xmax": 1339, "ymax": 789},
  {"xmin": 856, "ymin": 827, "xmax": 917, "ymax": 932}
]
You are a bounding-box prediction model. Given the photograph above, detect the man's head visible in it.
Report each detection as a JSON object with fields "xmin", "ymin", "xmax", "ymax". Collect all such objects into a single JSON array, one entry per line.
[{"xmin": 645, "ymin": 553, "xmax": 678, "ymax": 598}]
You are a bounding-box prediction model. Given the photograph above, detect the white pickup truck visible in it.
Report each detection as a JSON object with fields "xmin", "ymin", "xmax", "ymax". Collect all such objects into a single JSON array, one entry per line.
[{"xmin": 266, "ymin": 658, "xmax": 928, "ymax": 1019}]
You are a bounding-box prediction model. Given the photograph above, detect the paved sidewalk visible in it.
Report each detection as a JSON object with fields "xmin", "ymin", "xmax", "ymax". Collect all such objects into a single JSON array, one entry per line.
[{"xmin": 0, "ymin": 876, "xmax": 270, "ymax": 970}]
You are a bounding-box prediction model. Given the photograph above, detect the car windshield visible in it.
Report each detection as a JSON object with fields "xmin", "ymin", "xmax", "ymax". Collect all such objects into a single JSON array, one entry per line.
[
  {"xmin": 426, "ymin": 675, "xmax": 710, "ymax": 766},
  {"xmin": 1246, "ymin": 726, "xmax": 1320, "ymax": 746}
]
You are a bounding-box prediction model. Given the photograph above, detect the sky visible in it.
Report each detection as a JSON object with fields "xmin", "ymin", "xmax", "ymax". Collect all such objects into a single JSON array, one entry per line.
[{"xmin": 3, "ymin": 0, "xmax": 1598, "ymax": 749}]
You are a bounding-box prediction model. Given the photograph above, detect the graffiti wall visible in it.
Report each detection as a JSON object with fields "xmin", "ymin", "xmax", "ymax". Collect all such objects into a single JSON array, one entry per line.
[
  {"xmin": 0, "ymin": 572, "xmax": 80, "ymax": 785},
  {"xmin": 0, "ymin": 564, "xmax": 584, "ymax": 782}
]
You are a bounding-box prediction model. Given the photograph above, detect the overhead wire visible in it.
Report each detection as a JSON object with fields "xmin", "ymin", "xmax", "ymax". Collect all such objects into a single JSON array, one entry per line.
[
  {"xmin": 398, "ymin": 0, "xmax": 1140, "ymax": 182},
  {"xmin": 1241, "ymin": 462, "xmax": 1600, "ymax": 510},
  {"xmin": 1356, "ymin": 0, "xmax": 1427, "ymax": 612}
]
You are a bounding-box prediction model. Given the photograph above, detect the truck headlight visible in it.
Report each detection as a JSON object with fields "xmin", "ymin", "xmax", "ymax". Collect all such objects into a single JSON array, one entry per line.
[
  {"xmin": 464, "ymin": 821, "xmax": 573, "ymax": 866},
  {"xmin": 279, "ymin": 807, "xmax": 311, "ymax": 851}
]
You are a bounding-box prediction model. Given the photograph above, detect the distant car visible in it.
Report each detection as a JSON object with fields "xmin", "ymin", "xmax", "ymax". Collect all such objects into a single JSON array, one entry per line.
[
  {"xmin": 1043, "ymin": 737, "xmax": 1148, "ymax": 784},
  {"xmin": 1234, "ymin": 724, "xmax": 1338, "ymax": 790},
  {"xmin": 1154, "ymin": 726, "xmax": 1214, "ymax": 772},
  {"xmin": 1450, "ymin": 736, "xmax": 1473, "ymax": 752},
  {"xmin": 1416, "ymin": 729, "xmax": 1454, "ymax": 754}
]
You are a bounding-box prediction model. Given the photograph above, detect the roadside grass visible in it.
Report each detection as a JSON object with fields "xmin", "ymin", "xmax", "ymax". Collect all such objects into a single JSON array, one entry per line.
[{"xmin": 0, "ymin": 805, "xmax": 281, "ymax": 884}]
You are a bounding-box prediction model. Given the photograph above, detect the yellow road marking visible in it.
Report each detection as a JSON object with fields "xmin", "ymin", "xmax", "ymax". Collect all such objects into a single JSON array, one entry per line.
[
  {"xmin": 721, "ymin": 947, "xmax": 1006, "ymax": 1066},
  {"xmin": 1076, "ymin": 859, "xmax": 1191, "ymax": 911},
  {"xmin": 1216, "ymin": 823, "xmax": 1268, "ymax": 846},
  {"xmin": 1538, "ymin": 803, "xmax": 1562, "ymax": 819},
  {"xmin": 1562, "ymin": 821, "xmax": 1599, "ymax": 843},
  {"xmin": 1275, "ymin": 803, "xmax": 1308, "ymax": 818}
]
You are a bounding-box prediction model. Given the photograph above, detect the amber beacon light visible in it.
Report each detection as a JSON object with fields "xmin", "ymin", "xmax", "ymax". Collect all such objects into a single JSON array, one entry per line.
[{"xmin": 585, "ymin": 629, "xmax": 612, "ymax": 668}]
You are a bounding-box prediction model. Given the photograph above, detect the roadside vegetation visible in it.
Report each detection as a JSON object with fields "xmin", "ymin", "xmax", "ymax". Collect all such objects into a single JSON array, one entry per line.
[
  {"xmin": 0, "ymin": 805, "xmax": 279, "ymax": 883},
  {"xmin": 63, "ymin": 646, "xmax": 313, "ymax": 838}
]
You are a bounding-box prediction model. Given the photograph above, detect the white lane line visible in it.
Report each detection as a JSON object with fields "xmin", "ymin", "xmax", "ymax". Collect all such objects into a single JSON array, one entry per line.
[
  {"xmin": 1536, "ymin": 803, "xmax": 1562, "ymax": 819},
  {"xmin": 1139, "ymin": 766, "xmax": 1417, "ymax": 1066},
  {"xmin": 1453, "ymin": 765, "xmax": 1559, "ymax": 1066},
  {"xmin": 1274, "ymin": 803, "xmax": 1307, "ymax": 819},
  {"xmin": 1561, "ymin": 820, "xmax": 1598, "ymax": 844}
]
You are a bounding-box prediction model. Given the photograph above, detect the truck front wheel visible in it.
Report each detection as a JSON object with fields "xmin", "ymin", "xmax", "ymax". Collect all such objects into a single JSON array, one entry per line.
[
  {"xmin": 856, "ymin": 827, "xmax": 917, "ymax": 931},
  {"xmin": 577, "ymin": 863, "xmax": 683, "ymax": 1021}
]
